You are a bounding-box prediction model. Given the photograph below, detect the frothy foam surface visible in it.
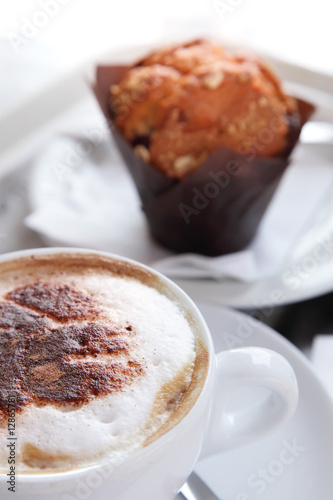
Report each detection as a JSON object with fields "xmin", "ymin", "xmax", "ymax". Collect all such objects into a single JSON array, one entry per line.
[{"xmin": 0, "ymin": 254, "xmax": 207, "ymax": 473}]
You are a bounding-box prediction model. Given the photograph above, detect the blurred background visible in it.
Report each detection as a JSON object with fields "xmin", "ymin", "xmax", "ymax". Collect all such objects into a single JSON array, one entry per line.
[
  {"xmin": 1, "ymin": 0, "xmax": 333, "ymax": 73},
  {"xmin": 1, "ymin": 0, "xmax": 332, "ymax": 117}
]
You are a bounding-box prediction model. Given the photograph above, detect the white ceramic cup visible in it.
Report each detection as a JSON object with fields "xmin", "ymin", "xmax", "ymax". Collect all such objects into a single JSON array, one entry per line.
[{"xmin": 0, "ymin": 248, "xmax": 298, "ymax": 500}]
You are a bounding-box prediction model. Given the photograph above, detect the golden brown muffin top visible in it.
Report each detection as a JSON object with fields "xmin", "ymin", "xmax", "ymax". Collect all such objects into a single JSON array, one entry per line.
[{"xmin": 110, "ymin": 39, "xmax": 297, "ymax": 178}]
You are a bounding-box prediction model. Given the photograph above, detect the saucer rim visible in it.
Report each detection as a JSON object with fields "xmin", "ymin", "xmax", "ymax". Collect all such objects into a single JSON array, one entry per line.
[{"xmin": 193, "ymin": 302, "xmax": 333, "ymax": 499}]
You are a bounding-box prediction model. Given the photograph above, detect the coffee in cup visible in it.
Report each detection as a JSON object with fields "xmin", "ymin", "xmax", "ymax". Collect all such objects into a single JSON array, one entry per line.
[
  {"xmin": 0, "ymin": 248, "xmax": 298, "ymax": 500},
  {"xmin": 0, "ymin": 251, "xmax": 208, "ymax": 474}
]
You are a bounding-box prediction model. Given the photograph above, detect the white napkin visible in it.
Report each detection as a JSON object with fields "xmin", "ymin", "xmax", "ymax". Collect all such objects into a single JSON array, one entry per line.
[
  {"xmin": 25, "ymin": 135, "xmax": 333, "ymax": 282},
  {"xmin": 25, "ymin": 136, "xmax": 171, "ymax": 263},
  {"xmin": 311, "ymin": 335, "xmax": 333, "ymax": 401}
]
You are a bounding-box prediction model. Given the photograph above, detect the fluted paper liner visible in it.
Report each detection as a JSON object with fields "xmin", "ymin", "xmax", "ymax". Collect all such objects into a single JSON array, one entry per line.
[{"xmin": 93, "ymin": 65, "xmax": 315, "ymax": 256}]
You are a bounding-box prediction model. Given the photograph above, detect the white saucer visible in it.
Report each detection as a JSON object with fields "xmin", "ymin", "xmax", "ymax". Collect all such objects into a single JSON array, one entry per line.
[
  {"xmin": 24, "ymin": 79, "xmax": 333, "ymax": 309},
  {"xmin": 192, "ymin": 303, "xmax": 333, "ymax": 500}
]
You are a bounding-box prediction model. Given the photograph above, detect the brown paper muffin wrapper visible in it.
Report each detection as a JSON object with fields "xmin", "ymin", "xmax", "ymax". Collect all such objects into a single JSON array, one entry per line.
[{"xmin": 93, "ymin": 65, "xmax": 315, "ymax": 257}]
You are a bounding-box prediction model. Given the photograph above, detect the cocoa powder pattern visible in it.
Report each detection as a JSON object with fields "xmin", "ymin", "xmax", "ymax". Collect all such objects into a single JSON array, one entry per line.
[{"xmin": 0, "ymin": 282, "xmax": 143, "ymax": 421}]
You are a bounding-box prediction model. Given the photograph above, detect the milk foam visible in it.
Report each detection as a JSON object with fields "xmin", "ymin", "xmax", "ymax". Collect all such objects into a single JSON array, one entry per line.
[{"xmin": 0, "ymin": 261, "xmax": 197, "ymax": 472}]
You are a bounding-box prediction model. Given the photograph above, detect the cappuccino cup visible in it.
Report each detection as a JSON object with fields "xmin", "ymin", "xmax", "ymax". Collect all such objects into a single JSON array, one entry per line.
[{"xmin": 0, "ymin": 248, "xmax": 298, "ymax": 499}]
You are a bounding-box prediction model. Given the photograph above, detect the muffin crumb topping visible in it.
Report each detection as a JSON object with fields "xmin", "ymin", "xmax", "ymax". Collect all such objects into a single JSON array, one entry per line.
[{"xmin": 109, "ymin": 39, "xmax": 298, "ymax": 178}]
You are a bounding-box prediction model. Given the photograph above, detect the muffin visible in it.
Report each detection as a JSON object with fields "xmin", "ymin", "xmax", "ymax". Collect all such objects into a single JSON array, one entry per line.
[
  {"xmin": 110, "ymin": 39, "xmax": 298, "ymax": 178},
  {"xmin": 93, "ymin": 39, "xmax": 314, "ymax": 256}
]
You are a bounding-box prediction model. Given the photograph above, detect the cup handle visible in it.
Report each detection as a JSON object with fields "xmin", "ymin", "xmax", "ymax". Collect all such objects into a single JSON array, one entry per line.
[{"xmin": 200, "ymin": 347, "xmax": 298, "ymax": 458}]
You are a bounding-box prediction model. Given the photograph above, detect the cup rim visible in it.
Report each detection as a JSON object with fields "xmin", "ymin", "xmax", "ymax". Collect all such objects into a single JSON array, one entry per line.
[{"xmin": 0, "ymin": 247, "xmax": 215, "ymax": 483}]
